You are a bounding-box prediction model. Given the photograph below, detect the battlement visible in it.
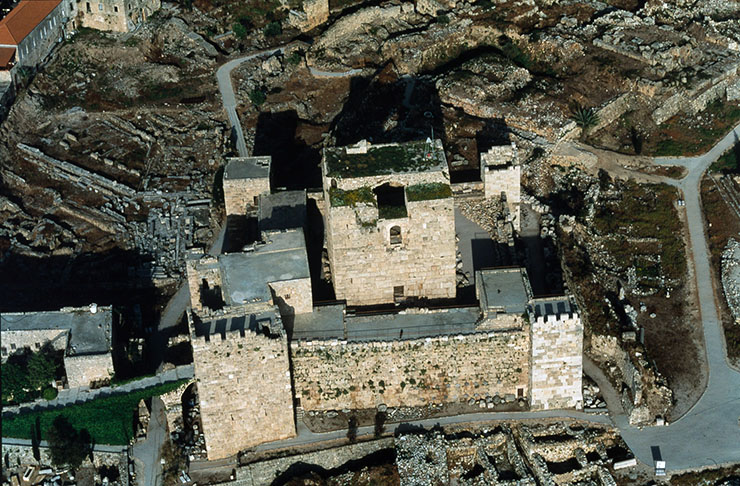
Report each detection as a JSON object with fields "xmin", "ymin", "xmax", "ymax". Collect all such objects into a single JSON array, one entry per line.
[{"xmin": 324, "ymin": 139, "xmax": 447, "ymax": 180}]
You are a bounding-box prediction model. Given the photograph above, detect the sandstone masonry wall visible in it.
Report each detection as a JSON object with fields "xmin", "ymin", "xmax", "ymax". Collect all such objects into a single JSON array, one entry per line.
[
  {"xmin": 1, "ymin": 329, "xmax": 68, "ymax": 362},
  {"xmin": 192, "ymin": 328, "xmax": 296, "ymax": 460},
  {"xmin": 325, "ymin": 196, "xmax": 456, "ymax": 305},
  {"xmin": 291, "ymin": 328, "xmax": 530, "ymax": 411},
  {"xmin": 529, "ymin": 314, "xmax": 583, "ymax": 410},
  {"xmin": 186, "ymin": 256, "xmax": 221, "ymax": 313},
  {"xmin": 64, "ymin": 353, "xmax": 114, "ymax": 388},
  {"xmin": 224, "ymin": 177, "xmax": 270, "ymax": 217},
  {"xmin": 74, "ymin": 0, "xmax": 160, "ymax": 32},
  {"xmin": 268, "ymin": 278, "xmax": 313, "ymax": 316}
]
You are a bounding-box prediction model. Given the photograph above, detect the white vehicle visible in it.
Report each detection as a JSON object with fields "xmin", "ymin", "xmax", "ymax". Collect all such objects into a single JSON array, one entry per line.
[{"xmin": 655, "ymin": 460, "xmax": 666, "ymax": 476}]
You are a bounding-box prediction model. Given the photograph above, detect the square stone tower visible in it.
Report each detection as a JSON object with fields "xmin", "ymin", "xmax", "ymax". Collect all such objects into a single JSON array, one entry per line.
[
  {"xmin": 481, "ymin": 143, "xmax": 521, "ymax": 231},
  {"xmin": 322, "ymin": 139, "xmax": 456, "ymax": 306},
  {"xmin": 222, "ymin": 156, "xmax": 271, "ymax": 217}
]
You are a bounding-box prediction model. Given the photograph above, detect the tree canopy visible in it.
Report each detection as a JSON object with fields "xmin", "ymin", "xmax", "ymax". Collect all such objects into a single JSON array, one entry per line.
[{"xmin": 46, "ymin": 415, "xmax": 92, "ymax": 470}]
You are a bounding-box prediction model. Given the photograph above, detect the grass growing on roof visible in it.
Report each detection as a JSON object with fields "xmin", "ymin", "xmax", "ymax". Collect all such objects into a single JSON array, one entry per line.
[
  {"xmin": 2, "ymin": 379, "xmax": 188, "ymax": 445},
  {"xmin": 406, "ymin": 183, "xmax": 452, "ymax": 201},
  {"xmin": 329, "ymin": 187, "xmax": 375, "ymax": 207},
  {"xmin": 325, "ymin": 141, "xmax": 444, "ymax": 178}
]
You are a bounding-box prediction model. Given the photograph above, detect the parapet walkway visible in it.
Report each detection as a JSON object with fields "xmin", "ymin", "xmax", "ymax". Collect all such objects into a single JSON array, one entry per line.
[{"xmin": 1, "ymin": 364, "xmax": 193, "ymax": 418}]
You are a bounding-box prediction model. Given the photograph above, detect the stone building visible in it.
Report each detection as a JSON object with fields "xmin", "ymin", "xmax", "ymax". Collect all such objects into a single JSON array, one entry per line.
[
  {"xmin": 0, "ymin": 305, "xmax": 115, "ymax": 388},
  {"xmin": 287, "ymin": 0, "xmax": 329, "ymax": 32},
  {"xmin": 222, "ymin": 156, "xmax": 271, "ymax": 217},
  {"xmin": 322, "ymin": 139, "xmax": 457, "ymax": 306},
  {"xmin": 188, "ymin": 308, "xmax": 296, "ymax": 460},
  {"xmin": 70, "ymin": 0, "xmax": 161, "ymax": 32},
  {"xmin": 481, "ymin": 143, "xmax": 521, "ymax": 231},
  {"xmin": 529, "ymin": 297, "xmax": 583, "ymax": 410},
  {"xmin": 0, "ymin": 0, "xmax": 68, "ymax": 83}
]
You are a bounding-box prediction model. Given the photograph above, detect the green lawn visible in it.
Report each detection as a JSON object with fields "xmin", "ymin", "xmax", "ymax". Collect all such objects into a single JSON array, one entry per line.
[{"xmin": 2, "ymin": 380, "xmax": 187, "ymax": 445}]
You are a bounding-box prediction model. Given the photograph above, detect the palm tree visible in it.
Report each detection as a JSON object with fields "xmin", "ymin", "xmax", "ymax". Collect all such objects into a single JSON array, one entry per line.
[{"xmin": 571, "ymin": 105, "xmax": 599, "ymax": 137}]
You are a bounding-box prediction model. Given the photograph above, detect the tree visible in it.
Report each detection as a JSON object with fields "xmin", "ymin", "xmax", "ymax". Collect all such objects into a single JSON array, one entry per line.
[
  {"xmin": 1, "ymin": 362, "xmax": 30, "ymax": 404},
  {"xmin": 46, "ymin": 416, "xmax": 92, "ymax": 470},
  {"xmin": 27, "ymin": 351, "xmax": 56, "ymax": 391},
  {"xmin": 233, "ymin": 22, "xmax": 248, "ymax": 39},
  {"xmin": 263, "ymin": 21, "xmax": 282, "ymax": 37},
  {"xmin": 347, "ymin": 416, "xmax": 358, "ymax": 442},
  {"xmin": 571, "ymin": 105, "xmax": 599, "ymax": 137},
  {"xmin": 374, "ymin": 411, "xmax": 386, "ymax": 437}
]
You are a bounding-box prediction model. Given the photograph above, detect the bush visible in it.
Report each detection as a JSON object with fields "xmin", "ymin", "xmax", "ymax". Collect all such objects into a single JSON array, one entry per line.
[
  {"xmin": 436, "ymin": 14, "xmax": 450, "ymax": 24},
  {"xmin": 263, "ymin": 21, "xmax": 282, "ymax": 37},
  {"xmin": 233, "ymin": 22, "xmax": 248, "ymax": 39},
  {"xmin": 248, "ymin": 89, "xmax": 266, "ymax": 107},
  {"xmin": 42, "ymin": 387, "xmax": 58, "ymax": 400},
  {"xmin": 27, "ymin": 352, "xmax": 57, "ymax": 390}
]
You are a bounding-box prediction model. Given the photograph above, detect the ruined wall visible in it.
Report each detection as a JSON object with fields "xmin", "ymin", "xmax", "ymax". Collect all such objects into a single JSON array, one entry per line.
[
  {"xmin": 268, "ymin": 278, "xmax": 312, "ymax": 316},
  {"xmin": 64, "ymin": 353, "xmax": 114, "ymax": 388},
  {"xmin": 192, "ymin": 328, "xmax": 295, "ymax": 460},
  {"xmin": 1, "ymin": 329, "xmax": 68, "ymax": 362},
  {"xmin": 530, "ymin": 313, "xmax": 583, "ymax": 410},
  {"xmin": 186, "ymin": 256, "xmax": 221, "ymax": 313},
  {"xmin": 291, "ymin": 329, "xmax": 530, "ymax": 411},
  {"xmin": 74, "ymin": 0, "xmax": 160, "ymax": 32},
  {"xmin": 325, "ymin": 197, "xmax": 456, "ymax": 306},
  {"xmin": 223, "ymin": 177, "xmax": 270, "ymax": 217}
]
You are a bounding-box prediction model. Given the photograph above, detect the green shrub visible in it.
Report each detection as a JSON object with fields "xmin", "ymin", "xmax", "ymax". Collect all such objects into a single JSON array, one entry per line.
[
  {"xmin": 263, "ymin": 21, "xmax": 282, "ymax": 37},
  {"xmin": 42, "ymin": 387, "xmax": 58, "ymax": 401},
  {"xmin": 436, "ymin": 14, "xmax": 450, "ymax": 24},
  {"xmin": 249, "ymin": 88, "xmax": 266, "ymax": 107},
  {"xmin": 233, "ymin": 22, "xmax": 248, "ymax": 39}
]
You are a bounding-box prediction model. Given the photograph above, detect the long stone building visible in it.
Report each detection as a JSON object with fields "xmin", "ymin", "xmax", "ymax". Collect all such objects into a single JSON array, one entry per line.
[{"xmin": 183, "ymin": 138, "xmax": 583, "ymax": 461}]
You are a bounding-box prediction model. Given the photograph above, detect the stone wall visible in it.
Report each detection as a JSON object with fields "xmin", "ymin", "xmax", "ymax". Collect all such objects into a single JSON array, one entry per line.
[
  {"xmin": 13, "ymin": 1, "xmax": 67, "ymax": 68},
  {"xmin": 234, "ymin": 438, "xmax": 394, "ymax": 486},
  {"xmin": 160, "ymin": 379, "xmax": 195, "ymax": 433},
  {"xmin": 325, "ymin": 195, "xmax": 456, "ymax": 306},
  {"xmin": 74, "ymin": 0, "xmax": 160, "ymax": 32},
  {"xmin": 291, "ymin": 328, "xmax": 530, "ymax": 411},
  {"xmin": 268, "ymin": 278, "xmax": 313, "ymax": 316},
  {"xmin": 223, "ymin": 177, "xmax": 270, "ymax": 217},
  {"xmin": 287, "ymin": 0, "xmax": 329, "ymax": 32},
  {"xmin": 64, "ymin": 353, "xmax": 114, "ymax": 388},
  {"xmin": 530, "ymin": 313, "xmax": 583, "ymax": 410},
  {"xmin": 1, "ymin": 329, "xmax": 68, "ymax": 362},
  {"xmin": 191, "ymin": 326, "xmax": 296, "ymax": 460},
  {"xmin": 186, "ymin": 255, "xmax": 221, "ymax": 313}
]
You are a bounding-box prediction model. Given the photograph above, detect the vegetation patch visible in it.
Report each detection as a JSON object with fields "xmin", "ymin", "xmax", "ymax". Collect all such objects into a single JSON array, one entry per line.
[
  {"xmin": 710, "ymin": 142, "xmax": 740, "ymax": 173},
  {"xmin": 406, "ymin": 183, "xmax": 452, "ymax": 201},
  {"xmin": 2, "ymin": 348, "xmax": 62, "ymax": 405},
  {"xmin": 325, "ymin": 142, "xmax": 444, "ymax": 178},
  {"xmin": 329, "ymin": 186, "xmax": 376, "ymax": 207},
  {"xmin": 2, "ymin": 379, "xmax": 188, "ymax": 445}
]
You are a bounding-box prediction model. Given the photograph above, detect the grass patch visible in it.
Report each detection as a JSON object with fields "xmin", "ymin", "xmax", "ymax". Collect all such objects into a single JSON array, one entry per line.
[
  {"xmin": 710, "ymin": 142, "xmax": 740, "ymax": 173},
  {"xmin": 2, "ymin": 380, "xmax": 188, "ymax": 445},
  {"xmin": 378, "ymin": 204, "xmax": 408, "ymax": 220},
  {"xmin": 329, "ymin": 186, "xmax": 375, "ymax": 207},
  {"xmin": 406, "ymin": 182, "xmax": 452, "ymax": 201},
  {"xmin": 593, "ymin": 181, "xmax": 685, "ymax": 280},
  {"xmin": 325, "ymin": 141, "xmax": 444, "ymax": 178},
  {"xmin": 650, "ymin": 100, "xmax": 740, "ymax": 157}
]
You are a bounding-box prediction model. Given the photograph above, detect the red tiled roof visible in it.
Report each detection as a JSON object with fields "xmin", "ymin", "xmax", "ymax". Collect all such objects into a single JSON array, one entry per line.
[
  {"xmin": 0, "ymin": 0, "xmax": 62, "ymax": 46},
  {"xmin": 0, "ymin": 46, "xmax": 15, "ymax": 69}
]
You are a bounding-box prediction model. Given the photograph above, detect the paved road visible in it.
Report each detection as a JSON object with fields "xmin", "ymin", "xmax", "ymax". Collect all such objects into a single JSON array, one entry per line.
[
  {"xmin": 308, "ymin": 66, "xmax": 362, "ymax": 78},
  {"xmin": 216, "ymin": 48, "xmax": 284, "ymax": 157},
  {"xmin": 131, "ymin": 397, "xmax": 167, "ymax": 486},
  {"xmin": 605, "ymin": 123, "xmax": 740, "ymax": 471}
]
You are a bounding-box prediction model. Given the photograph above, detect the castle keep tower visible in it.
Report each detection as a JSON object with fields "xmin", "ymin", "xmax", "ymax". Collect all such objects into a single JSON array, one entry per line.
[{"xmin": 322, "ymin": 139, "xmax": 456, "ymax": 306}]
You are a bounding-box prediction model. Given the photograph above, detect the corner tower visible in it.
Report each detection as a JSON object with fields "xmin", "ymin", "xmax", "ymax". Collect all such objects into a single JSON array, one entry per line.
[{"xmin": 322, "ymin": 139, "xmax": 456, "ymax": 306}]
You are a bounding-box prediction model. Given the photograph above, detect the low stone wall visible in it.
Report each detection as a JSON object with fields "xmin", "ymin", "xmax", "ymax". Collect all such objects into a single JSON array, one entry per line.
[
  {"xmin": 291, "ymin": 328, "xmax": 530, "ymax": 411},
  {"xmin": 234, "ymin": 438, "xmax": 394, "ymax": 486}
]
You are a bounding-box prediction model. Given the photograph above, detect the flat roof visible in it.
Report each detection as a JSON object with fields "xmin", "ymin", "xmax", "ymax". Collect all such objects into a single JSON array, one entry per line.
[
  {"xmin": 219, "ymin": 229, "xmax": 310, "ymax": 306},
  {"xmin": 291, "ymin": 304, "xmax": 345, "ymax": 340},
  {"xmin": 223, "ymin": 156, "xmax": 270, "ymax": 180},
  {"xmin": 477, "ymin": 268, "xmax": 530, "ymax": 314},
  {"xmin": 324, "ymin": 139, "xmax": 447, "ymax": 179},
  {"xmin": 0, "ymin": 305, "xmax": 112, "ymax": 355},
  {"xmin": 530, "ymin": 297, "xmax": 573, "ymax": 318},
  {"xmin": 258, "ymin": 190, "xmax": 306, "ymax": 231},
  {"xmin": 0, "ymin": 0, "xmax": 61, "ymax": 45},
  {"xmin": 193, "ymin": 309, "xmax": 281, "ymax": 339}
]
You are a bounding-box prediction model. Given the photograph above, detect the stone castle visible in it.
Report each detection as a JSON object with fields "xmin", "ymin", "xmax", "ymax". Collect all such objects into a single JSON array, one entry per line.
[{"xmin": 183, "ymin": 139, "xmax": 583, "ymax": 461}]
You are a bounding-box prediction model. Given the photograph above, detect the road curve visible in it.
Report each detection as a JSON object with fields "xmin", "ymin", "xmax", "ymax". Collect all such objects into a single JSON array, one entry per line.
[
  {"xmin": 216, "ymin": 48, "xmax": 284, "ymax": 157},
  {"xmin": 612, "ymin": 122, "xmax": 740, "ymax": 472}
]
